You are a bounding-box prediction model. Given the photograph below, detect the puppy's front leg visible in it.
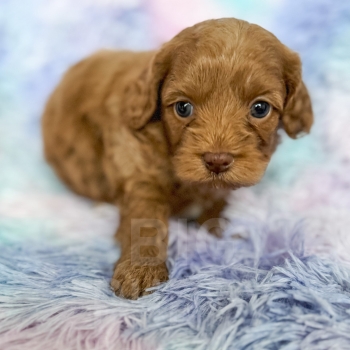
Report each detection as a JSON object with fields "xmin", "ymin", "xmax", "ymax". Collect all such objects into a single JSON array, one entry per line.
[
  {"xmin": 196, "ymin": 197, "xmax": 228, "ymax": 238},
  {"xmin": 111, "ymin": 182, "xmax": 170, "ymax": 299}
]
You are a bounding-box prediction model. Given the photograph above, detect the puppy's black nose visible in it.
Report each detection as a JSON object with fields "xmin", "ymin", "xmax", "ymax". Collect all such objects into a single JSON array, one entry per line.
[{"xmin": 203, "ymin": 152, "xmax": 234, "ymax": 174}]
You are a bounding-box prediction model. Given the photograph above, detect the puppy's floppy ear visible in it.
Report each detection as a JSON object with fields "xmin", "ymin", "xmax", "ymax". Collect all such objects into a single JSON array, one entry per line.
[
  {"xmin": 281, "ymin": 48, "xmax": 313, "ymax": 139},
  {"xmin": 123, "ymin": 48, "xmax": 171, "ymax": 130}
]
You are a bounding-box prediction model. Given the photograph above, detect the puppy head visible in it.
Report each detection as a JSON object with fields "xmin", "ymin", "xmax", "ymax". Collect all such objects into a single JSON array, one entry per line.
[{"xmin": 125, "ymin": 18, "xmax": 313, "ymax": 188}]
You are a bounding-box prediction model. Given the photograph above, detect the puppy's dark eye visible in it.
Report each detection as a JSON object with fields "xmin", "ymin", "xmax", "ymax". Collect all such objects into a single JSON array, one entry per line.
[
  {"xmin": 250, "ymin": 101, "xmax": 271, "ymax": 118},
  {"xmin": 174, "ymin": 101, "xmax": 194, "ymax": 118}
]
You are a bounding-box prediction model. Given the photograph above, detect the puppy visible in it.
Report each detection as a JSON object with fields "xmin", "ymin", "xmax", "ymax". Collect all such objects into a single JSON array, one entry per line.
[{"xmin": 42, "ymin": 18, "xmax": 313, "ymax": 299}]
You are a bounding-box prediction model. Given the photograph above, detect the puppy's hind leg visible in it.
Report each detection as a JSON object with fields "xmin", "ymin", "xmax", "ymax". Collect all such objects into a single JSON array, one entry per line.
[{"xmin": 111, "ymin": 181, "xmax": 170, "ymax": 299}]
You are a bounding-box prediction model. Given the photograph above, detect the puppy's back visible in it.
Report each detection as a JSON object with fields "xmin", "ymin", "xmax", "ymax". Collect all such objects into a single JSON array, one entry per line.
[
  {"xmin": 42, "ymin": 50, "xmax": 154, "ymax": 201},
  {"xmin": 43, "ymin": 50, "xmax": 153, "ymax": 129}
]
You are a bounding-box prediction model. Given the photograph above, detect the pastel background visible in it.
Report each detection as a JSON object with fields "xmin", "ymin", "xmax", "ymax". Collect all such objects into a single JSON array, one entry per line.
[{"xmin": 1, "ymin": 1, "xmax": 350, "ymax": 349}]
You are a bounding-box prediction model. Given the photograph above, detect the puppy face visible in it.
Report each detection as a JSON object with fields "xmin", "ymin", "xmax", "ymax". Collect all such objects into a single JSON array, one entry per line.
[
  {"xmin": 161, "ymin": 36, "xmax": 286, "ymax": 187},
  {"xmin": 124, "ymin": 18, "xmax": 313, "ymax": 188}
]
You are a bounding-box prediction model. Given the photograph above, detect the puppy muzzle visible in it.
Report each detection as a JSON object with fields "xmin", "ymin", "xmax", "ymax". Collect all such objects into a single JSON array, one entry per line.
[{"xmin": 202, "ymin": 152, "xmax": 234, "ymax": 174}]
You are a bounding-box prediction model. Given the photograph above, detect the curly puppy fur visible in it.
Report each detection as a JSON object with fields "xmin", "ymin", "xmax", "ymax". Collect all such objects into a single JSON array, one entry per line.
[{"xmin": 42, "ymin": 18, "xmax": 313, "ymax": 299}]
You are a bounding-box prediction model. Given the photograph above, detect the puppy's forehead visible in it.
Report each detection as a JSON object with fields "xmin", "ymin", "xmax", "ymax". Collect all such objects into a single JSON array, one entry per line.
[
  {"xmin": 168, "ymin": 21, "xmax": 285, "ymax": 103},
  {"xmin": 183, "ymin": 18, "xmax": 281, "ymax": 52},
  {"xmin": 173, "ymin": 20, "xmax": 284, "ymax": 74}
]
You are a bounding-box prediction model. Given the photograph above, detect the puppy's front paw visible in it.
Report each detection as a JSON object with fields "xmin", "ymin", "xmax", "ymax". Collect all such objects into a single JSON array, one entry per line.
[{"xmin": 111, "ymin": 260, "xmax": 168, "ymax": 299}]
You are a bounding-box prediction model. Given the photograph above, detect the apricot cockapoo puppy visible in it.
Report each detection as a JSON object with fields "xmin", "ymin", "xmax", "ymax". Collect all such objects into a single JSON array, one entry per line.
[{"xmin": 42, "ymin": 18, "xmax": 313, "ymax": 299}]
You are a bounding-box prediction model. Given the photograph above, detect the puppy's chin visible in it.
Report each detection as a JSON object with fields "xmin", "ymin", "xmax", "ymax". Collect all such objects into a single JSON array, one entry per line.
[
  {"xmin": 174, "ymin": 170, "xmax": 256, "ymax": 190},
  {"xmin": 173, "ymin": 154, "xmax": 267, "ymax": 190},
  {"xmin": 187, "ymin": 175, "xmax": 243, "ymax": 190}
]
